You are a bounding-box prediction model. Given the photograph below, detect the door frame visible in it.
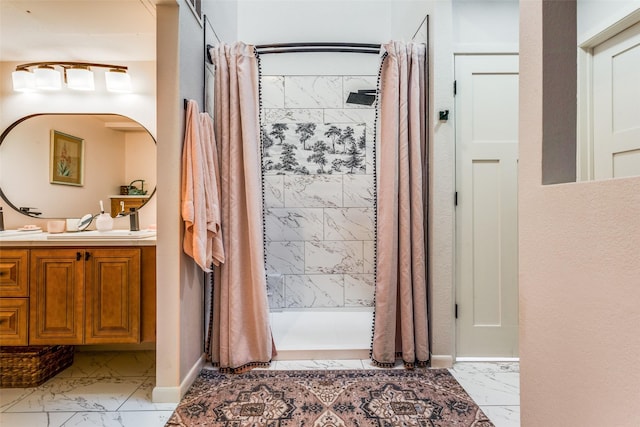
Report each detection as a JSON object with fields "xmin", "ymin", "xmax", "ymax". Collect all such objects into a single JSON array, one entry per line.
[{"xmin": 577, "ymin": 9, "xmax": 640, "ymax": 181}]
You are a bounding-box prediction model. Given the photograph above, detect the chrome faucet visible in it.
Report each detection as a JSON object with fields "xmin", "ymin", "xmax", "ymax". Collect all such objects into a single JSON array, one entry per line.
[{"xmin": 128, "ymin": 179, "xmax": 146, "ymax": 195}]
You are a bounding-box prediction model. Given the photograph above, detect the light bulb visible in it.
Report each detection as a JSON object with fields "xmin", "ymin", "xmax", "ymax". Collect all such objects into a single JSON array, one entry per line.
[
  {"xmin": 12, "ymin": 69, "xmax": 35, "ymax": 91},
  {"xmin": 66, "ymin": 66, "xmax": 94, "ymax": 91},
  {"xmin": 34, "ymin": 66, "xmax": 62, "ymax": 90},
  {"xmin": 105, "ymin": 69, "xmax": 132, "ymax": 93}
]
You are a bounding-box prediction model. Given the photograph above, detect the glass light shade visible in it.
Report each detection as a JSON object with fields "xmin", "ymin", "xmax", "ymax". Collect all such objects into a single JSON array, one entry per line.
[
  {"xmin": 34, "ymin": 66, "xmax": 62, "ymax": 90},
  {"xmin": 66, "ymin": 67, "xmax": 94, "ymax": 91},
  {"xmin": 12, "ymin": 69, "xmax": 36, "ymax": 91},
  {"xmin": 105, "ymin": 69, "xmax": 132, "ymax": 93}
]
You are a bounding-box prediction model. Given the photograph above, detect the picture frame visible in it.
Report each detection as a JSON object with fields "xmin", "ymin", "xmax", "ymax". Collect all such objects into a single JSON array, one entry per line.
[
  {"xmin": 186, "ymin": 0, "xmax": 202, "ymax": 25},
  {"xmin": 50, "ymin": 130, "xmax": 84, "ymax": 186}
]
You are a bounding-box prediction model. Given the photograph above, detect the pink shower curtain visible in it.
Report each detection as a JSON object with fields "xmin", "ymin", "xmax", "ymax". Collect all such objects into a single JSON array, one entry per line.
[
  {"xmin": 372, "ymin": 41, "xmax": 429, "ymax": 368},
  {"xmin": 208, "ymin": 42, "xmax": 273, "ymax": 373}
]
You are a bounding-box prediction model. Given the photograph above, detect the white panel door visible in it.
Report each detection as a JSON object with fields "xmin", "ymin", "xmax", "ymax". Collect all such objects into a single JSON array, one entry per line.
[
  {"xmin": 455, "ymin": 55, "xmax": 519, "ymax": 358},
  {"xmin": 593, "ymin": 21, "xmax": 640, "ymax": 179}
]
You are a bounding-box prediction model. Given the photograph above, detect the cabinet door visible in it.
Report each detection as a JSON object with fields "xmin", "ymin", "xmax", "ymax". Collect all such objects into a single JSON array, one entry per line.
[
  {"xmin": 30, "ymin": 249, "xmax": 84, "ymax": 345},
  {"xmin": 0, "ymin": 249, "xmax": 29, "ymax": 297},
  {"xmin": 85, "ymin": 248, "xmax": 140, "ymax": 343},
  {"xmin": 0, "ymin": 298, "xmax": 29, "ymax": 345}
]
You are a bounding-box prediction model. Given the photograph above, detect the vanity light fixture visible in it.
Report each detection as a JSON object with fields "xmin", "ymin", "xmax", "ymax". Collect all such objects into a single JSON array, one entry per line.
[
  {"xmin": 105, "ymin": 68, "xmax": 132, "ymax": 93},
  {"xmin": 11, "ymin": 62, "xmax": 131, "ymax": 93}
]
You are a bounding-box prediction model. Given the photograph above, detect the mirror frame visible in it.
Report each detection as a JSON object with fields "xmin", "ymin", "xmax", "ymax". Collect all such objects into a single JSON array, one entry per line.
[{"xmin": 0, "ymin": 113, "xmax": 157, "ymax": 218}]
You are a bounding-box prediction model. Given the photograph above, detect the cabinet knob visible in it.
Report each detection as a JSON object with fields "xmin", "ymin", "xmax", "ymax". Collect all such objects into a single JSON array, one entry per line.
[
  {"xmin": 85, "ymin": 252, "xmax": 91, "ymax": 261},
  {"xmin": 76, "ymin": 252, "xmax": 82, "ymax": 261}
]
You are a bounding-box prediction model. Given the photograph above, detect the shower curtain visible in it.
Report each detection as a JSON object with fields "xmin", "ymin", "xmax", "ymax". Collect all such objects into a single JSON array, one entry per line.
[
  {"xmin": 372, "ymin": 41, "xmax": 429, "ymax": 368},
  {"xmin": 208, "ymin": 42, "xmax": 273, "ymax": 373}
]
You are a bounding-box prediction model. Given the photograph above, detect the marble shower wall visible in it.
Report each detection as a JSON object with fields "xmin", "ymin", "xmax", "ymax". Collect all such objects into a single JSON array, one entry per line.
[{"xmin": 261, "ymin": 75, "xmax": 377, "ymax": 310}]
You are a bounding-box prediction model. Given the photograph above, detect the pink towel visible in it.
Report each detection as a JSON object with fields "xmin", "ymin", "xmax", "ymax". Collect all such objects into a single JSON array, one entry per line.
[
  {"xmin": 181, "ymin": 100, "xmax": 225, "ymax": 271},
  {"xmin": 200, "ymin": 112, "xmax": 225, "ymax": 266}
]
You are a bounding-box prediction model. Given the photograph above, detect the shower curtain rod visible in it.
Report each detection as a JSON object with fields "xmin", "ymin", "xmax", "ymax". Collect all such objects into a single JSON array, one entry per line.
[
  {"xmin": 206, "ymin": 43, "xmax": 381, "ymax": 55},
  {"xmin": 255, "ymin": 42, "xmax": 380, "ymax": 54}
]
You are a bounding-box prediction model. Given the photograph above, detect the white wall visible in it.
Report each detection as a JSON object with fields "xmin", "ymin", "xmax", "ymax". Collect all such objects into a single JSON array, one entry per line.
[
  {"xmin": 0, "ymin": 60, "xmax": 157, "ymax": 229},
  {"xmin": 452, "ymin": 0, "xmax": 519, "ymax": 52},
  {"xmin": 578, "ymin": 0, "xmax": 640, "ymax": 43}
]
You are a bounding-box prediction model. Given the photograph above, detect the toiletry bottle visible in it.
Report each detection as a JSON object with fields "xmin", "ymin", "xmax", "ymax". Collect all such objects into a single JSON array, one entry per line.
[
  {"xmin": 96, "ymin": 213, "xmax": 114, "ymax": 231},
  {"xmin": 129, "ymin": 208, "xmax": 139, "ymax": 231},
  {"xmin": 0, "ymin": 207, "xmax": 4, "ymax": 231}
]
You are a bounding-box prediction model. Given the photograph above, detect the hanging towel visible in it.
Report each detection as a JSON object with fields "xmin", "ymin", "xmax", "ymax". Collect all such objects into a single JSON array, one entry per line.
[
  {"xmin": 181, "ymin": 99, "xmax": 224, "ymax": 271},
  {"xmin": 200, "ymin": 111, "xmax": 225, "ymax": 266}
]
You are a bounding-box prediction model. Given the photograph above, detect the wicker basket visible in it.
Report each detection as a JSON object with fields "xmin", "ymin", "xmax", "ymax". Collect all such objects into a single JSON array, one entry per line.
[{"xmin": 0, "ymin": 345, "xmax": 74, "ymax": 388}]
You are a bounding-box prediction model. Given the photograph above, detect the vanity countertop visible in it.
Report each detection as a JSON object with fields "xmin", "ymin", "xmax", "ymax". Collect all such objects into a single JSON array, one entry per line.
[{"xmin": 0, "ymin": 229, "xmax": 156, "ymax": 247}]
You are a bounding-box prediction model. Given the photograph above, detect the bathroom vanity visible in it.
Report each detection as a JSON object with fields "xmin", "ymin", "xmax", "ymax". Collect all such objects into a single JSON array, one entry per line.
[{"xmin": 0, "ymin": 232, "xmax": 156, "ymax": 347}]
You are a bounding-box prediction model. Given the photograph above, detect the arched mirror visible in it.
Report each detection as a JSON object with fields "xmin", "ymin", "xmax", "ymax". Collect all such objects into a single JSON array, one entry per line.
[{"xmin": 0, "ymin": 114, "xmax": 156, "ymax": 219}]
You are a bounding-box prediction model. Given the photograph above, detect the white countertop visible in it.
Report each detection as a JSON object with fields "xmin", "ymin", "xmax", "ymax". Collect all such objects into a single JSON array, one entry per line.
[{"xmin": 0, "ymin": 229, "xmax": 156, "ymax": 247}]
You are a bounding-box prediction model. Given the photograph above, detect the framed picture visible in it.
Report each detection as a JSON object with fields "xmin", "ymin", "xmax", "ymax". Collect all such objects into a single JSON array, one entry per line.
[
  {"xmin": 50, "ymin": 130, "xmax": 84, "ymax": 186},
  {"xmin": 186, "ymin": 0, "xmax": 202, "ymax": 25}
]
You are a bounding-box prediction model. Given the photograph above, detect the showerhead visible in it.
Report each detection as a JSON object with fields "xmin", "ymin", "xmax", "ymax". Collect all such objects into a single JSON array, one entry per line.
[{"xmin": 346, "ymin": 89, "xmax": 376, "ymax": 106}]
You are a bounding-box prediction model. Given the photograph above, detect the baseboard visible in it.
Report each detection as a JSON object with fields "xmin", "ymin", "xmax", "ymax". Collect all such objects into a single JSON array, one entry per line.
[
  {"xmin": 152, "ymin": 353, "xmax": 206, "ymax": 403},
  {"xmin": 430, "ymin": 354, "xmax": 454, "ymax": 368},
  {"xmin": 455, "ymin": 357, "xmax": 520, "ymax": 362},
  {"xmin": 274, "ymin": 348, "xmax": 370, "ymax": 361}
]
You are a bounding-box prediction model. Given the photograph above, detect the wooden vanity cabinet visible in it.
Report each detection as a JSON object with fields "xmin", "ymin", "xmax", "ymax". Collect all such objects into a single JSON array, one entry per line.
[
  {"xmin": 29, "ymin": 249, "xmax": 84, "ymax": 345},
  {"xmin": 110, "ymin": 197, "xmax": 149, "ymax": 218},
  {"xmin": 26, "ymin": 247, "xmax": 152, "ymax": 346},
  {"xmin": 0, "ymin": 249, "xmax": 29, "ymax": 345}
]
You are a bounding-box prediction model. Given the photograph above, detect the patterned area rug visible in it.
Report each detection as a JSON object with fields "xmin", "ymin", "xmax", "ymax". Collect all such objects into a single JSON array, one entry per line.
[{"xmin": 166, "ymin": 368, "xmax": 494, "ymax": 426}]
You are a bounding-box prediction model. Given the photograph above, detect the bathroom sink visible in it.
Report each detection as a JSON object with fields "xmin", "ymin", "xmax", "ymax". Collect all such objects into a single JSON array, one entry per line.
[{"xmin": 47, "ymin": 230, "xmax": 156, "ymax": 240}]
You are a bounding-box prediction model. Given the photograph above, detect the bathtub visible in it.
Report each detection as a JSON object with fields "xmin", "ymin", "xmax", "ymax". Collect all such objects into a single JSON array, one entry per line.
[{"xmin": 270, "ymin": 310, "xmax": 374, "ymax": 360}]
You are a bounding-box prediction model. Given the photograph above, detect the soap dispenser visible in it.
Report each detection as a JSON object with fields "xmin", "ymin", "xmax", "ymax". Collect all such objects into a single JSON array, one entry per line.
[
  {"xmin": 95, "ymin": 200, "xmax": 113, "ymax": 231},
  {"xmin": 0, "ymin": 207, "xmax": 4, "ymax": 231}
]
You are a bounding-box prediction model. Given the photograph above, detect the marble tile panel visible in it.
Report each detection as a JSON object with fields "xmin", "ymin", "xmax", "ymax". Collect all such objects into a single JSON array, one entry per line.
[
  {"xmin": 283, "ymin": 175, "xmax": 343, "ymax": 208},
  {"xmin": 118, "ymin": 378, "xmax": 178, "ymax": 411},
  {"xmin": 363, "ymin": 241, "xmax": 375, "ymax": 274},
  {"xmin": 6, "ymin": 377, "xmax": 146, "ymax": 412},
  {"xmin": 284, "ymin": 76, "xmax": 343, "ymax": 109},
  {"xmin": 0, "ymin": 387, "xmax": 37, "ymax": 412},
  {"xmin": 260, "ymin": 76, "xmax": 285, "ymax": 108},
  {"xmin": 274, "ymin": 360, "xmax": 364, "ymax": 370},
  {"xmin": 324, "ymin": 109, "xmax": 375, "ymax": 126},
  {"xmin": 263, "ymin": 108, "xmax": 324, "ymax": 124},
  {"xmin": 448, "ymin": 370, "xmax": 520, "ymax": 406},
  {"xmin": 266, "ymin": 274, "xmax": 285, "ymax": 310},
  {"xmin": 480, "ymin": 405, "xmax": 521, "ymax": 427},
  {"xmin": 55, "ymin": 351, "xmax": 118, "ymax": 379},
  {"xmin": 89, "ymin": 351, "xmax": 155, "ymax": 378},
  {"xmin": 263, "ymin": 175, "xmax": 285, "ymax": 208},
  {"xmin": 324, "ymin": 208, "xmax": 374, "ymax": 240},
  {"xmin": 0, "ymin": 412, "xmax": 73, "ymax": 427},
  {"xmin": 344, "ymin": 274, "xmax": 375, "ymax": 307},
  {"xmin": 343, "ymin": 174, "xmax": 375, "ymax": 207},
  {"xmin": 265, "ymin": 241, "xmax": 304, "ymax": 274},
  {"xmin": 343, "ymin": 76, "xmax": 378, "ymax": 108},
  {"xmin": 450, "ymin": 362, "xmax": 520, "ymax": 374},
  {"xmin": 62, "ymin": 411, "xmax": 174, "ymax": 427},
  {"xmin": 284, "ymin": 274, "xmax": 344, "ymax": 308},
  {"xmin": 265, "ymin": 208, "xmax": 324, "ymax": 241},
  {"xmin": 305, "ymin": 241, "xmax": 363, "ymax": 274}
]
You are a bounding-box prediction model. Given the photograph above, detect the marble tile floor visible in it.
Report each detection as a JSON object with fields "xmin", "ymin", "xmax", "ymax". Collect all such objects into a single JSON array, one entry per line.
[{"xmin": 0, "ymin": 351, "xmax": 520, "ymax": 427}]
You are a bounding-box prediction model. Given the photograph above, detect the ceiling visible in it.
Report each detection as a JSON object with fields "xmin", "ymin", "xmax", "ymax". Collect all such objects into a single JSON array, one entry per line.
[{"xmin": 0, "ymin": 0, "xmax": 157, "ymax": 63}]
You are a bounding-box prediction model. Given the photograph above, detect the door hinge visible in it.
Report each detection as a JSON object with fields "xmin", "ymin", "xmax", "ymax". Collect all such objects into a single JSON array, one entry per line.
[
  {"xmin": 455, "ymin": 304, "xmax": 458, "ymax": 319},
  {"xmin": 455, "ymin": 192, "xmax": 458, "ymax": 206},
  {"xmin": 453, "ymin": 80, "xmax": 457, "ymax": 96}
]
